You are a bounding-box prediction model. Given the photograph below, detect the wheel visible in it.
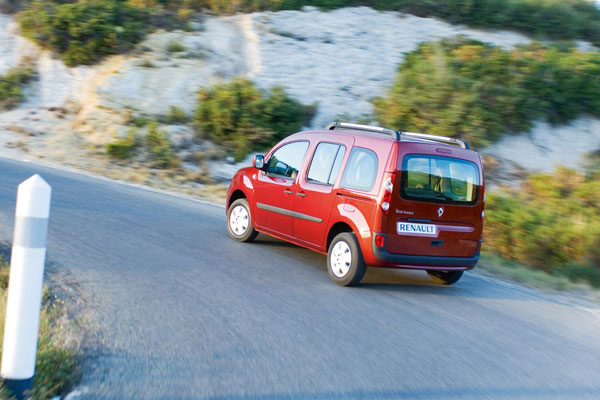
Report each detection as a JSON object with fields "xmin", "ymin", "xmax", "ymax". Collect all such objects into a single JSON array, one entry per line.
[
  {"xmin": 327, "ymin": 232, "xmax": 366, "ymax": 286},
  {"xmin": 427, "ymin": 270, "xmax": 463, "ymax": 285},
  {"xmin": 227, "ymin": 199, "xmax": 258, "ymax": 242}
]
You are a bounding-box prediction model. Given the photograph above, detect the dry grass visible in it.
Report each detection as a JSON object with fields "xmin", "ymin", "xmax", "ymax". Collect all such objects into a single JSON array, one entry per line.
[
  {"xmin": 477, "ymin": 252, "xmax": 595, "ymax": 293},
  {"xmin": 0, "ymin": 256, "xmax": 80, "ymax": 400}
]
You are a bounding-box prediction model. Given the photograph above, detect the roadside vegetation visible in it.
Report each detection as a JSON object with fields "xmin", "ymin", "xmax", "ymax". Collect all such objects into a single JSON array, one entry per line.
[
  {"xmin": 484, "ymin": 167, "xmax": 600, "ymax": 288},
  {"xmin": 10, "ymin": 0, "xmax": 600, "ymax": 67},
  {"xmin": 0, "ymin": 255, "xmax": 80, "ymax": 399},
  {"xmin": 120, "ymin": 0, "xmax": 600, "ymax": 47},
  {"xmin": 194, "ymin": 78, "xmax": 315, "ymax": 161},
  {"xmin": 281, "ymin": 0, "xmax": 600, "ymax": 46},
  {"xmin": 373, "ymin": 39, "xmax": 600, "ymax": 148},
  {"xmin": 0, "ymin": 67, "xmax": 35, "ymax": 110},
  {"xmin": 18, "ymin": 0, "xmax": 149, "ymax": 66},
  {"xmin": 477, "ymin": 252, "xmax": 586, "ymax": 292},
  {"xmin": 107, "ymin": 121, "xmax": 178, "ymax": 168}
]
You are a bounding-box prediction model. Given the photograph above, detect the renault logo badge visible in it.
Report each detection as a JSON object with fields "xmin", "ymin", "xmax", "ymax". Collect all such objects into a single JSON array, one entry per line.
[{"xmin": 437, "ymin": 207, "xmax": 444, "ymax": 217}]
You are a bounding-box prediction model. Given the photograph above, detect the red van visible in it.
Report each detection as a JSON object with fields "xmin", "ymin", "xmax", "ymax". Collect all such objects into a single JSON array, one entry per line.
[{"xmin": 226, "ymin": 122, "xmax": 485, "ymax": 286}]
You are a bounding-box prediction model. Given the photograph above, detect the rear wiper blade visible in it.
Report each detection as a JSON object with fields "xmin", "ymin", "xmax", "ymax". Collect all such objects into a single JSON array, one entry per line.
[{"xmin": 431, "ymin": 193, "xmax": 456, "ymax": 203}]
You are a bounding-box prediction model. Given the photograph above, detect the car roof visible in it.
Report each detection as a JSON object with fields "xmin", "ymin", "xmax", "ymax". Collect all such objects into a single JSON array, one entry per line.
[{"xmin": 286, "ymin": 128, "xmax": 469, "ymax": 151}]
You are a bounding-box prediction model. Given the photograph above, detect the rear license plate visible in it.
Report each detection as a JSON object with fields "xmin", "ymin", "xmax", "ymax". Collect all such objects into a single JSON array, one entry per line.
[{"xmin": 397, "ymin": 222, "xmax": 437, "ymax": 236}]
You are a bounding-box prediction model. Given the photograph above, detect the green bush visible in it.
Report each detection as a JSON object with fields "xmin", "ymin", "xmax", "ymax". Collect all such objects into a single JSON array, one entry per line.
[
  {"xmin": 484, "ymin": 168, "xmax": 600, "ymax": 287},
  {"xmin": 138, "ymin": 59, "xmax": 156, "ymax": 68},
  {"xmin": 18, "ymin": 0, "xmax": 149, "ymax": 66},
  {"xmin": 107, "ymin": 122, "xmax": 178, "ymax": 168},
  {"xmin": 194, "ymin": 78, "xmax": 312, "ymax": 161},
  {"xmin": 166, "ymin": 106, "xmax": 188, "ymax": 124},
  {"xmin": 131, "ymin": 115, "xmax": 150, "ymax": 127},
  {"xmin": 106, "ymin": 127, "xmax": 138, "ymax": 159},
  {"xmin": 166, "ymin": 40, "xmax": 186, "ymax": 53},
  {"xmin": 0, "ymin": 67, "xmax": 35, "ymax": 110},
  {"xmin": 373, "ymin": 39, "xmax": 600, "ymax": 148},
  {"xmin": 146, "ymin": 121, "xmax": 176, "ymax": 168}
]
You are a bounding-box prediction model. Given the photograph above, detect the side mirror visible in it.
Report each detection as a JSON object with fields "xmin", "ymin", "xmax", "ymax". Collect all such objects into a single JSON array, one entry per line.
[{"xmin": 253, "ymin": 155, "xmax": 265, "ymax": 170}]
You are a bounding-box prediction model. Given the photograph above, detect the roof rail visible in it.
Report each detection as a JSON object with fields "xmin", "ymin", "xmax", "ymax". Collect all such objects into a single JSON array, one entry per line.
[
  {"xmin": 399, "ymin": 131, "xmax": 469, "ymax": 149},
  {"xmin": 325, "ymin": 121, "xmax": 469, "ymax": 149},
  {"xmin": 326, "ymin": 122, "xmax": 400, "ymax": 140}
]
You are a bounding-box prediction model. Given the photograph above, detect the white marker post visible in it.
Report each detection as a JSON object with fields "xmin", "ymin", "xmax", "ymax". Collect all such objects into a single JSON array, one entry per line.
[{"xmin": 1, "ymin": 175, "xmax": 52, "ymax": 400}]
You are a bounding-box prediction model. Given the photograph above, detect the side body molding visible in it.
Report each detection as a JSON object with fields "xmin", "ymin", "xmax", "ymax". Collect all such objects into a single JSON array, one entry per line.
[{"xmin": 256, "ymin": 203, "xmax": 323, "ymax": 223}]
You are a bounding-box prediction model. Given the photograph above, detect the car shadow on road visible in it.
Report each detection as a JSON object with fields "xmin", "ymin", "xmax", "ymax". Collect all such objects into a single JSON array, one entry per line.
[
  {"xmin": 249, "ymin": 235, "xmax": 545, "ymax": 301},
  {"xmin": 359, "ymin": 267, "xmax": 543, "ymax": 301}
]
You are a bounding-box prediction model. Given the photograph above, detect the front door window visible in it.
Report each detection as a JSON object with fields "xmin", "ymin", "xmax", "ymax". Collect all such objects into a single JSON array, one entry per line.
[
  {"xmin": 266, "ymin": 141, "xmax": 309, "ymax": 179},
  {"xmin": 253, "ymin": 141, "xmax": 309, "ymax": 237}
]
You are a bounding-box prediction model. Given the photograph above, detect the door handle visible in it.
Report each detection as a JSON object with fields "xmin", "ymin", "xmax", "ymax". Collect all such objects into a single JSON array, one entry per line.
[
  {"xmin": 296, "ymin": 192, "xmax": 307, "ymax": 198},
  {"xmin": 283, "ymin": 189, "xmax": 293, "ymax": 195}
]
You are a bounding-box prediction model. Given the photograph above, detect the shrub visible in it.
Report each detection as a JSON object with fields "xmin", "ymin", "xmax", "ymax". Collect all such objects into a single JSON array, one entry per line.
[
  {"xmin": 194, "ymin": 78, "xmax": 312, "ymax": 161},
  {"xmin": 166, "ymin": 106, "xmax": 188, "ymax": 124},
  {"xmin": 146, "ymin": 121, "xmax": 176, "ymax": 168},
  {"xmin": 107, "ymin": 122, "xmax": 178, "ymax": 168},
  {"xmin": 106, "ymin": 141, "xmax": 136, "ymax": 159},
  {"xmin": 106, "ymin": 127, "xmax": 138, "ymax": 159},
  {"xmin": 166, "ymin": 40, "xmax": 186, "ymax": 53},
  {"xmin": 484, "ymin": 168, "xmax": 600, "ymax": 287},
  {"xmin": 138, "ymin": 59, "xmax": 156, "ymax": 68},
  {"xmin": 131, "ymin": 115, "xmax": 150, "ymax": 127},
  {"xmin": 18, "ymin": 0, "xmax": 149, "ymax": 66},
  {"xmin": 373, "ymin": 39, "xmax": 600, "ymax": 148},
  {"xmin": 0, "ymin": 67, "xmax": 35, "ymax": 110}
]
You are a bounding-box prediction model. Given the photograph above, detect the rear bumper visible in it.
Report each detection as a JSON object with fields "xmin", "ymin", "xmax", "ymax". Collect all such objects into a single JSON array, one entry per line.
[{"xmin": 371, "ymin": 235, "xmax": 481, "ymax": 269}]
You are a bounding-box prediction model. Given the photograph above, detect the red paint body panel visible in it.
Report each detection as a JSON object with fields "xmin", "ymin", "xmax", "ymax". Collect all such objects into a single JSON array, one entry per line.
[
  {"xmin": 253, "ymin": 172, "xmax": 295, "ymax": 238},
  {"xmin": 291, "ymin": 134, "xmax": 355, "ymax": 248}
]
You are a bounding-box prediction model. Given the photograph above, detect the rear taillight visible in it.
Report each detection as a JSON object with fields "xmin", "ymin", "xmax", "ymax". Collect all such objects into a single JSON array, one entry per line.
[
  {"xmin": 380, "ymin": 173, "xmax": 395, "ymax": 215},
  {"xmin": 375, "ymin": 234, "xmax": 385, "ymax": 247}
]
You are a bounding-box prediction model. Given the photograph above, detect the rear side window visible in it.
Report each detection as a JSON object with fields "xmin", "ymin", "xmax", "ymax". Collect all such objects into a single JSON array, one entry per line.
[
  {"xmin": 401, "ymin": 155, "xmax": 479, "ymax": 205},
  {"xmin": 307, "ymin": 142, "xmax": 346, "ymax": 185},
  {"xmin": 340, "ymin": 147, "xmax": 378, "ymax": 191},
  {"xmin": 267, "ymin": 141, "xmax": 309, "ymax": 179}
]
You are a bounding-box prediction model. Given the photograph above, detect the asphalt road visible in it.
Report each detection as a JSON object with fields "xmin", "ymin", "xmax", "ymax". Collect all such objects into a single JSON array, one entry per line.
[{"xmin": 1, "ymin": 157, "xmax": 600, "ymax": 400}]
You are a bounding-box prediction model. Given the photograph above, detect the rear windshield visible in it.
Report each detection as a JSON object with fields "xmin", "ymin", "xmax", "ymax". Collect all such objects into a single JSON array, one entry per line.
[{"xmin": 400, "ymin": 155, "xmax": 479, "ymax": 205}]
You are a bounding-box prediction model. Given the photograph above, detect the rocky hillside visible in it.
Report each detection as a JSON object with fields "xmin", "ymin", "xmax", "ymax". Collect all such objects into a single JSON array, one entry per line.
[{"xmin": 1, "ymin": 6, "xmax": 599, "ymax": 184}]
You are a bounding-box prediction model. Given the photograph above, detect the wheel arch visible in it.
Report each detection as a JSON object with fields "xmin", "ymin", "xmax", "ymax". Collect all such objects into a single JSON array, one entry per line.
[
  {"xmin": 326, "ymin": 221, "xmax": 355, "ymax": 251},
  {"xmin": 227, "ymin": 189, "xmax": 247, "ymax": 210}
]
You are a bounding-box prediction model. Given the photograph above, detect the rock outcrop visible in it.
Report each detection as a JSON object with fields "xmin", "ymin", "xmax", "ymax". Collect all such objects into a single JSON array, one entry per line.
[{"xmin": 0, "ymin": 7, "xmax": 598, "ymax": 179}]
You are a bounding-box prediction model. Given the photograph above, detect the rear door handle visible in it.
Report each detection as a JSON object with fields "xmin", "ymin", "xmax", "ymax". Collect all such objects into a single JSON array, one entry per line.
[
  {"xmin": 296, "ymin": 192, "xmax": 307, "ymax": 198},
  {"xmin": 283, "ymin": 189, "xmax": 293, "ymax": 195}
]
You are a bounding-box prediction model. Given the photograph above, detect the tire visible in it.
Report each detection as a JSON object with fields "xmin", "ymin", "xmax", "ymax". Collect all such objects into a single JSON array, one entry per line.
[
  {"xmin": 427, "ymin": 270, "xmax": 463, "ymax": 285},
  {"xmin": 327, "ymin": 232, "xmax": 366, "ymax": 286},
  {"xmin": 227, "ymin": 199, "xmax": 258, "ymax": 242}
]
